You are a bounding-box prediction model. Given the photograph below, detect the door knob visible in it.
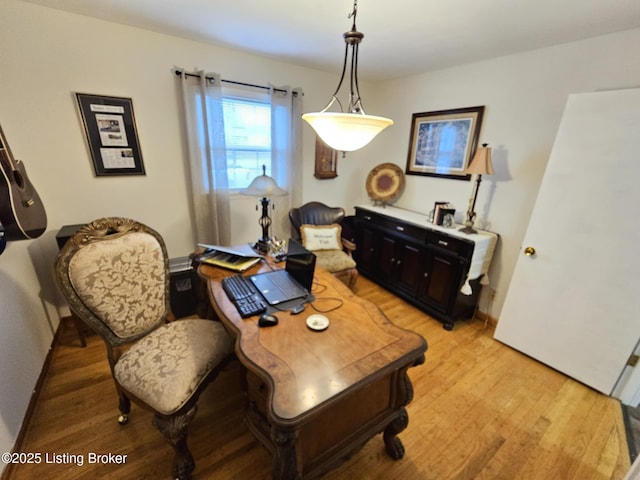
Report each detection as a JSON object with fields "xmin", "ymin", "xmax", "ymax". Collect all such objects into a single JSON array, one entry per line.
[{"xmin": 524, "ymin": 246, "xmax": 536, "ymax": 256}]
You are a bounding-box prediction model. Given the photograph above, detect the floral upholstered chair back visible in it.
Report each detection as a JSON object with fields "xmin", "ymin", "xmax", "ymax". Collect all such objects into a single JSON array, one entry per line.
[{"xmin": 56, "ymin": 217, "xmax": 170, "ymax": 343}]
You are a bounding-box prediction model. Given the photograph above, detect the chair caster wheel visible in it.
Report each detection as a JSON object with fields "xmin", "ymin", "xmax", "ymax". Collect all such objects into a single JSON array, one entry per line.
[{"xmin": 118, "ymin": 414, "xmax": 129, "ymax": 425}]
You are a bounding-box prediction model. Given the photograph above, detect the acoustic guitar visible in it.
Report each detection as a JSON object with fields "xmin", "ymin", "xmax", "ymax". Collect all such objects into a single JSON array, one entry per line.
[
  {"xmin": 0, "ymin": 220, "xmax": 6, "ymax": 255},
  {"xmin": 0, "ymin": 123, "xmax": 47, "ymax": 241}
]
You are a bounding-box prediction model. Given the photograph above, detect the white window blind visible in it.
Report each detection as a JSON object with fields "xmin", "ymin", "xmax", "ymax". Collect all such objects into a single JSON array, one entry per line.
[{"xmin": 222, "ymin": 96, "xmax": 271, "ymax": 189}]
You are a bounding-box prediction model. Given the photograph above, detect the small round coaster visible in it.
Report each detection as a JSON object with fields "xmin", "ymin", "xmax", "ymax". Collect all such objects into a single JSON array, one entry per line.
[{"xmin": 306, "ymin": 314, "xmax": 330, "ymax": 331}]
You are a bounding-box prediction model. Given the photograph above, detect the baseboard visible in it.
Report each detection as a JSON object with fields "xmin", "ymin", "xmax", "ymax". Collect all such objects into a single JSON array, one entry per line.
[
  {"xmin": 475, "ymin": 310, "xmax": 498, "ymax": 328},
  {"xmin": 0, "ymin": 318, "xmax": 70, "ymax": 480}
]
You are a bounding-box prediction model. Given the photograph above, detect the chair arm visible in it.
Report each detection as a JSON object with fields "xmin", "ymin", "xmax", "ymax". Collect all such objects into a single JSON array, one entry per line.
[{"xmin": 341, "ymin": 237, "xmax": 357, "ymax": 256}]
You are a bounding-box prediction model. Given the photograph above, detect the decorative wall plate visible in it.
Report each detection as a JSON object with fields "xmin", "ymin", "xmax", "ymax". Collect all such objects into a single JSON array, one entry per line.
[{"xmin": 366, "ymin": 163, "xmax": 405, "ymax": 204}]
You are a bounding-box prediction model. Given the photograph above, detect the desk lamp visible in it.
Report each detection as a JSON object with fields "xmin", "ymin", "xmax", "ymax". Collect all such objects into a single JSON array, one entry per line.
[
  {"xmin": 241, "ymin": 165, "xmax": 287, "ymax": 253},
  {"xmin": 460, "ymin": 144, "xmax": 494, "ymax": 234}
]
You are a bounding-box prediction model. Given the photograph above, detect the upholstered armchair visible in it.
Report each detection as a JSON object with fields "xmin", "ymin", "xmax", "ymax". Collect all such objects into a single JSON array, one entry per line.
[
  {"xmin": 54, "ymin": 217, "xmax": 234, "ymax": 480},
  {"xmin": 289, "ymin": 201, "xmax": 358, "ymax": 288}
]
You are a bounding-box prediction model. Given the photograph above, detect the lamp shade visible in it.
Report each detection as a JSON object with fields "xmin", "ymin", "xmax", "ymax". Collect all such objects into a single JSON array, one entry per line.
[
  {"xmin": 241, "ymin": 171, "xmax": 287, "ymax": 197},
  {"xmin": 302, "ymin": 112, "xmax": 393, "ymax": 152},
  {"xmin": 466, "ymin": 144, "xmax": 494, "ymax": 175}
]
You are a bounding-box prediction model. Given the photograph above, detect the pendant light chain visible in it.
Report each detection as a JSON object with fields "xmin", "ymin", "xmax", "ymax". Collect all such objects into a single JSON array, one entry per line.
[{"xmin": 348, "ymin": 0, "xmax": 364, "ymax": 114}]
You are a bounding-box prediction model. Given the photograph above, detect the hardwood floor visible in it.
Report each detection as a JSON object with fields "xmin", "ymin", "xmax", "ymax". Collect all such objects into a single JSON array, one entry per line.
[{"xmin": 2, "ymin": 276, "xmax": 631, "ymax": 479}]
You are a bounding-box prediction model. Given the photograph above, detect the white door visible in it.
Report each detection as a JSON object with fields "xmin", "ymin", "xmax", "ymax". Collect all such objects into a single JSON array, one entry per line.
[{"xmin": 494, "ymin": 88, "xmax": 640, "ymax": 396}]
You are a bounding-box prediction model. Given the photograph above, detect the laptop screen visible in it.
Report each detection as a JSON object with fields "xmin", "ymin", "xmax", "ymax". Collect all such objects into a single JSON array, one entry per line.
[{"xmin": 285, "ymin": 239, "xmax": 316, "ymax": 291}]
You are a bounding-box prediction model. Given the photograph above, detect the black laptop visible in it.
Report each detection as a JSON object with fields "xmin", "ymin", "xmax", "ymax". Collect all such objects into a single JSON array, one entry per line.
[{"xmin": 249, "ymin": 239, "xmax": 316, "ymax": 305}]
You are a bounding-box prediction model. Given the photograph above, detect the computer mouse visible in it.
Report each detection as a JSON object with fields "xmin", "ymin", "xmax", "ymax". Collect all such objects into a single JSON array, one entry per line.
[{"xmin": 258, "ymin": 313, "xmax": 279, "ymax": 327}]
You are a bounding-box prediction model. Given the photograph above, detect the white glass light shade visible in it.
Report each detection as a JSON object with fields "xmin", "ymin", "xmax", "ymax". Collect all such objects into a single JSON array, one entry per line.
[
  {"xmin": 302, "ymin": 112, "xmax": 394, "ymax": 152},
  {"xmin": 241, "ymin": 173, "xmax": 287, "ymax": 197}
]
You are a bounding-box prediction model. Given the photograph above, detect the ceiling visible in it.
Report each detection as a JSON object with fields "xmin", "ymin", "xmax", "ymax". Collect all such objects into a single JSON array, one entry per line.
[{"xmin": 25, "ymin": 0, "xmax": 640, "ymax": 81}]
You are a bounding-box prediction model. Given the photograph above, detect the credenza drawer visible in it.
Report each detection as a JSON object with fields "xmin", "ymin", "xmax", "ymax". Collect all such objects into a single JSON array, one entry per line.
[
  {"xmin": 356, "ymin": 208, "xmax": 426, "ymax": 243},
  {"xmin": 426, "ymin": 231, "xmax": 473, "ymax": 258},
  {"xmin": 381, "ymin": 218, "xmax": 426, "ymax": 243}
]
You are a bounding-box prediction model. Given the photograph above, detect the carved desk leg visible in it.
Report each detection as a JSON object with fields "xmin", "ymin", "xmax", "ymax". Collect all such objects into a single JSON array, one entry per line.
[
  {"xmin": 383, "ymin": 407, "xmax": 409, "ymax": 459},
  {"xmin": 383, "ymin": 354, "xmax": 425, "ymax": 461},
  {"xmin": 271, "ymin": 428, "xmax": 299, "ymax": 480}
]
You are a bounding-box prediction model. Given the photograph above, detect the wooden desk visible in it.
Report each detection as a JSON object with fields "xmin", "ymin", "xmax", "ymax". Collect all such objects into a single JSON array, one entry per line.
[{"xmin": 199, "ymin": 259, "xmax": 427, "ymax": 479}]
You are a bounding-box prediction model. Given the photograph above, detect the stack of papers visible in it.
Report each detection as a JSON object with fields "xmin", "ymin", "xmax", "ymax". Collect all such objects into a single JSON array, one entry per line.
[{"xmin": 196, "ymin": 244, "xmax": 262, "ymax": 272}]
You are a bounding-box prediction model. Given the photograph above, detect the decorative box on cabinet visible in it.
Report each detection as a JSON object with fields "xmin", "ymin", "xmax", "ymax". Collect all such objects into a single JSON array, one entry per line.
[{"xmin": 354, "ymin": 205, "xmax": 497, "ymax": 330}]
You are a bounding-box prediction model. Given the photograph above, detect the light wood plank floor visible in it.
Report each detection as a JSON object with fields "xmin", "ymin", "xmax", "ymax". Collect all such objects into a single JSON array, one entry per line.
[{"xmin": 2, "ymin": 276, "xmax": 631, "ymax": 479}]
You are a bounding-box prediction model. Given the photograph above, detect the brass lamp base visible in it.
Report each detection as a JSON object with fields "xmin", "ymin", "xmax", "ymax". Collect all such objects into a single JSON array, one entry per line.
[
  {"xmin": 458, "ymin": 225, "xmax": 478, "ymax": 235},
  {"xmin": 252, "ymin": 239, "xmax": 270, "ymax": 255}
]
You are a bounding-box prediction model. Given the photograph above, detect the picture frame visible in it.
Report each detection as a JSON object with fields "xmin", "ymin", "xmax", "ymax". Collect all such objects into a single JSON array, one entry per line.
[
  {"xmin": 75, "ymin": 93, "xmax": 145, "ymax": 176},
  {"xmin": 405, "ymin": 106, "xmax": 485, "ymax": 180},
  {"xmin": 314, "ymin": 136, "xmax": 338, "ymax": 179}
]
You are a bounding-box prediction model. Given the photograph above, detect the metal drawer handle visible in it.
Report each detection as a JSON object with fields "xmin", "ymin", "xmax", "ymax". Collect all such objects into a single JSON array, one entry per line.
[
  {"xmin": 438, "ymin": 240, "xmax": 449, "ymax": 247},
  {"xmin": 396, "ymin": 226, "xmax": 404, "ymax": 231}
]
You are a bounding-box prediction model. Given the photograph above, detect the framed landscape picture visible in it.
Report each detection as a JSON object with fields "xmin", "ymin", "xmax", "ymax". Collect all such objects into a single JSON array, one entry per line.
[{"xmin": 405, "ymin": 106, "xmax": 484, "ymax": 180}]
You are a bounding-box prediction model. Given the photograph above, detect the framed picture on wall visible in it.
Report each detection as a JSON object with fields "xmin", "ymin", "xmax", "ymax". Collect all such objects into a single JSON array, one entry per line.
[
  {"xmin": 405, "ymin": 106, "xmax": 484, "ymax": 180},
  {"xmin": 75, "ymin": 93, "xmax": 145, "ymax": 176},
  {"xmin": 314, "ymin": 136, "xmax": 338, "ymax": 179}
]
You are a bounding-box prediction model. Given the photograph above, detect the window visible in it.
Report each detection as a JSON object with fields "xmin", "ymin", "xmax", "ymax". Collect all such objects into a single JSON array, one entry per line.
[{"xmin": 222, "ymin": 96, "xmax": 271, "ymax": 189}]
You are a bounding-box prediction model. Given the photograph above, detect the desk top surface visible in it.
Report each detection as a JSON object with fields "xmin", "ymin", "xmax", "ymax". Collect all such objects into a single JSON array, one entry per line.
[{"xmin": 199, "ymin": 259, "xmax": 427, "ymax": 425}]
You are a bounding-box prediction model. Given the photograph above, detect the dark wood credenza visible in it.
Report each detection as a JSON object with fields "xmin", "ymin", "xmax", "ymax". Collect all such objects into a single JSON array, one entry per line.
[{"xmin": 351, "ymin": 205, "xmax": 498, "ymax": 330}]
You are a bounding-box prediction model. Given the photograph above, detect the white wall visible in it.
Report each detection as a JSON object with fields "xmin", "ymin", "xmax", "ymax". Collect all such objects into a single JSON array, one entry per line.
[{"xmin": 1, "ymin": 0, "xmax": 639, "ymax": 465}]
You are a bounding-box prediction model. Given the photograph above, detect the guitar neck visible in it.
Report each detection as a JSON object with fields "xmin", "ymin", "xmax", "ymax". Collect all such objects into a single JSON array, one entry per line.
[{"xmin": 0, "ymin": 124, "xmax": 17, "ymax": 172}]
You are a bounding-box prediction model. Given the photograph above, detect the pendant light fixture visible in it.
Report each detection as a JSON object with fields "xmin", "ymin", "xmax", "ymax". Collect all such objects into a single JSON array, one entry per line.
[{"xmin": 302, "ymin": 0, "xmax": 393, "ymax": 152}]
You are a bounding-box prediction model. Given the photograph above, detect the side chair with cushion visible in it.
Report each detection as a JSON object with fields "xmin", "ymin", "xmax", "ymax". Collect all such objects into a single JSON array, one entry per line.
[
  {"xmin": 289, "ymin": 201, "xmax": 358, "ymax": 289},
  {"xmin": 54, "ymin": 217, "xmax": 234, "ymax": 480}
]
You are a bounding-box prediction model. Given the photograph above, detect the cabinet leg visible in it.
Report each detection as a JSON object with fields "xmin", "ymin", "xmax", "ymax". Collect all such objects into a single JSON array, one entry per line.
[{"xmin": 443, "ymin": 322, "xmax": 454, "ymax": 331}]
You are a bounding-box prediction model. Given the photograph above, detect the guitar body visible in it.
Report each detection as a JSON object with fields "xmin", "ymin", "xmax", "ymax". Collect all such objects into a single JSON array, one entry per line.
[
  {"xmin": 0, "ymin": 125, "xmax": 47, "ymax": 241},
  {"xmin": 0, "ymin": 221, "xmax": 6, "ymax": 255}
]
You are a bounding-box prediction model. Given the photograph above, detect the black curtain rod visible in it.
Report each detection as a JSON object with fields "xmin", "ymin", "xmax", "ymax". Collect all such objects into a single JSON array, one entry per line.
[{"xmin": 174, "ymin": 69, "xmax": 299, "ymax": 96}]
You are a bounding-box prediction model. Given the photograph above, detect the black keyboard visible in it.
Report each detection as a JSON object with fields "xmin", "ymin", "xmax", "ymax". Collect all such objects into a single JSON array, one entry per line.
[{"xmin": 221, "ymin": 275, "xmax": 267, "ymax": 318}]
